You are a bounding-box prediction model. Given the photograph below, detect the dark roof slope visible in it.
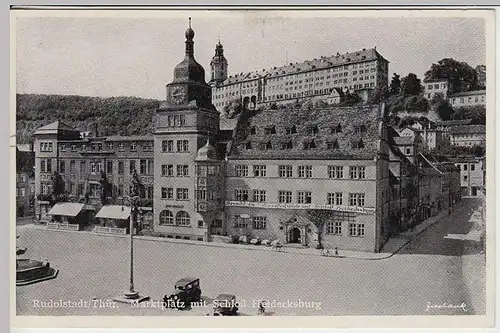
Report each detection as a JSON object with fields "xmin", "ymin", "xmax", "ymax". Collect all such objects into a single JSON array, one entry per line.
[
  {"xmin": 449, "ymin": 90, "xmax": 486, "ymax": 98},
  {"xmin": 228, "ymin": 104, "xmax": 383, "ymax": 160},
  {"xmin": 450, "ymin": 125, "xmax": 486, "ymax": 135},
  {"xmin": 435, "ymin": 119, "xmax": 472, "ymax": 126}
]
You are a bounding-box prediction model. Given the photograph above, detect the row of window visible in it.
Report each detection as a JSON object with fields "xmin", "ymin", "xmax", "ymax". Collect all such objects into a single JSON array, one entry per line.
[
  {"xmin": 57, "ymin": 159, "xmax": 154, "ymax": 175},
  {"xmin": 451, "ymin": 96, "xmax": 485, "ymax": 104},
  {"xmin": 58, "ymin": 141, "xmax": 153, "ymax": 153},
  {"xmin": 40, "ymin": 142, "xmax": 54, "ymax": 152},
  {"xmin": 234, "ymin": 165, "xmax": 366, "ymax": 179},
  {"xmin": 161, "ymin": 140, "xmax": 189, "ymax": 153},
  {"xmin": 40, "ymin": 181, "xmax": 154, "ymax": 199},
  {"xmin": 16, "ymin": 187, "xmax": 27, "ymax": 196},
  {"xmin": 250, "ymin": 124, "xmax": 366, "ymax": 136},
  {"xmin": 161, "ymin": 165, "xmax": 189, "ymax": 177},
  {"xmin": 231, "ymin": 212, "xmax": 365, "ymax": 236},
  {"xmin": 234, "ymin": 189, "xmax": 366, "ymax": 206},
  {"xmin": 457, "ymin": 163, "xmax": 477, "ymax": 171},
  {"xmin": 426, "ymin": 83, "xmax": 448, "ymax": 90},
  {"xmin": 240, "ymin": 138, "xmax": 364, "ymax": 151},
  {"xmin": 161, "ymin": 187, "xmax": 189, "ymax": 200},
  {"xmin": 159, "ymin": 210, "xmax": 191, "ymax": 226}
]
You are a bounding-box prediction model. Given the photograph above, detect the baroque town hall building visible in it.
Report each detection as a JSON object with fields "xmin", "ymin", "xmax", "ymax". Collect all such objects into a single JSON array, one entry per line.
[{"xmin": 32, "ymin": 20, "xmax": 460, "ymax": 253}]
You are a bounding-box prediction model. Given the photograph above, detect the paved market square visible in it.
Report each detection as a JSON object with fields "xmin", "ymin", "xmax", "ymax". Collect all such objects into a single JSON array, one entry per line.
[{"xmin": 16, "ymin": 198, "xmax": 485, "ymax": 316}]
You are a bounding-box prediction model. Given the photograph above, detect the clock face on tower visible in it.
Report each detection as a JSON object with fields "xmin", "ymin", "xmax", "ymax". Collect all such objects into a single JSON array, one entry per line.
[{"xmin": 170, "ymin": 86, "xmax": 186, "ymax": 105}]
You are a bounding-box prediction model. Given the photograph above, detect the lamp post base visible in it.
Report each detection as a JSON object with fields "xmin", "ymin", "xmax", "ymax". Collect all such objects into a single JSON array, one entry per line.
[{"xmin": 113, "ymin": 290, "xmax": 150, "ymax": 304}]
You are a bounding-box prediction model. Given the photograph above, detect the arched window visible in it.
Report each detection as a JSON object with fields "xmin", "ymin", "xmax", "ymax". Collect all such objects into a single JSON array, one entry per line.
[
  {"xmin": 176, "ymin": 211, "xmax": 191, "ymax": 226},
  {"xmin": 159, "ymin": 210, "xmax": 174, "ymax": 225}
]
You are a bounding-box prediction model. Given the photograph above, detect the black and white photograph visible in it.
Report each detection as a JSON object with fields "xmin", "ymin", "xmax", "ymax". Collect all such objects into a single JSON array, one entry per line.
[{"xmin": 11, "ymin": 7, "xmax": 494, "ymax": 328}]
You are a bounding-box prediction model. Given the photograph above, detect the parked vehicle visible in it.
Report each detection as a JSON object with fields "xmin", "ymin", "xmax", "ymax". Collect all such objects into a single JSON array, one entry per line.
[
  {"xmin": 163, "ymin": 277, "xmax": 202, "ymax": 310},
  {"xmin": 213, "ymin": 294, "xmax": 238, "ymax": 316}
]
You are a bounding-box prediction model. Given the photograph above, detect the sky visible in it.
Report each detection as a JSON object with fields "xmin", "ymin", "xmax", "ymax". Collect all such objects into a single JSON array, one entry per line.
[{"xmin": 15, "ymin": 11, "xmax": 486, "ymax": 100}]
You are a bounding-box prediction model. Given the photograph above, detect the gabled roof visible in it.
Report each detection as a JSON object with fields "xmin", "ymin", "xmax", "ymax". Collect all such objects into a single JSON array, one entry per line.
[
  {"xmin": 228, "ymin": 104, "xmax": 383, "ymax": 160},
  {"xmin": 393, "ymin": 136, "xmax": 414, "ymax": 146},
  {"xmin": 449, "ymin": 90, "xmax": 486, "ymax": 98},
  {"xmin": 450, "ymin": 125, "xmax": 486, "ymax": 135},
  {"xmin": 34, "ymin": 120, "xmax": 79, "ymax": 135},
  {"xmin": 435, "ymin": 119, "xmax": 472, "ymax": 126}
]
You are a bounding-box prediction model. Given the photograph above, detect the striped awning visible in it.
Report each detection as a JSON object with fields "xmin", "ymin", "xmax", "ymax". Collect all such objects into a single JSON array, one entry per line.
[
  {"xmin": 95, "ymin": 205, "xmax": 131, "ymax": 220},
  {"xmin": 47, "ymin": 203, "xmax": 85, "ymax": 217}
]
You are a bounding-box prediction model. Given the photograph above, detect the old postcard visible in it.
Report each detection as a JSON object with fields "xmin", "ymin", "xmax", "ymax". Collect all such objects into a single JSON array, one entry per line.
[{"xmin": 10, "ymin": 7, "xmax": 495, "ymax": 329}]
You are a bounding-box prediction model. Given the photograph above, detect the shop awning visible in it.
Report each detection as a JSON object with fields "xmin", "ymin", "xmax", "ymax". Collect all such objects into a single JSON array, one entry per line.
[
  {"xmin": 47, "ymin": 203, "xmax": 85, "ymax": 217},
  {"xmin": 95, "ymin": 205, "xmax": 131, "ymax": 220}
]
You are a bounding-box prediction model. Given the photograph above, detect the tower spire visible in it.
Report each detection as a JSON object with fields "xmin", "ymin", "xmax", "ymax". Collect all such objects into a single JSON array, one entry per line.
[{"xmin": 185, "ymin": 17, "xmax": 195, "ymax": 57}]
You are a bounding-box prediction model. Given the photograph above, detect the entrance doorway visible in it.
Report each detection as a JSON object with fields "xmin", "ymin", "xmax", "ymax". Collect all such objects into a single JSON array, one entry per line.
[{"xmin": 289, "ymin": 227, "xmax": 301, "ymax": 243}]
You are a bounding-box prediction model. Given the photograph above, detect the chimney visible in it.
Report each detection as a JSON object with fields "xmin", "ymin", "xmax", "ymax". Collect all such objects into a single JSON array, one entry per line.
[{"xmin": 93, "ymin": 123, "xmax": 99, "ymax": 138}]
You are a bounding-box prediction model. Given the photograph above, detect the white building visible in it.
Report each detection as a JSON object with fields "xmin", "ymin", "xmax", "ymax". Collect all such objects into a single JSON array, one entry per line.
[{"xmin": 449, "ymin": 90, "xmax": 486, "ymax": 108}]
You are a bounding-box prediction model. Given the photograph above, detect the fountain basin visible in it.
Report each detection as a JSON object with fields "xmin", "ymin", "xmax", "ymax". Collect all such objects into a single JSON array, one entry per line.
[{"xmin": 16, "ymin": 259, "xmax": 58, "ymax": 286}]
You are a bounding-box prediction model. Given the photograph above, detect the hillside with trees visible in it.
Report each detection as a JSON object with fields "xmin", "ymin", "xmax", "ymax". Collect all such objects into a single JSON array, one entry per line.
[{"xmin": 16, "ymin": 94, "xmax": 161, "ymax": 143}]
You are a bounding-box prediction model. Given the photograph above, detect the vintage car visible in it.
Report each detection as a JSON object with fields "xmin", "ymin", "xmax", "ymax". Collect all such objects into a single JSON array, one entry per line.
[
  {"xmin": 212, "ymin": 294, "xmax": 238, "ymax": 316},
  {"xmin": 163, "ymin": 277, "xmax": 202, "ymax": 310}
]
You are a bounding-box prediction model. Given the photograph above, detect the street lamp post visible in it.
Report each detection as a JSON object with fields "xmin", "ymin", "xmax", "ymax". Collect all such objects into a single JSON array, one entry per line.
[{"xmin": 114, "ymin": 195, "xmax": 149, "ymax": 304}]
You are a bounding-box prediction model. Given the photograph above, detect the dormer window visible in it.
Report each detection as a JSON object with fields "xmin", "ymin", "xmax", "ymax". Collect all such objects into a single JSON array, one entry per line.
[
  {"xmin": 250, "ymin": 127, "xmax": 256, "ymax": 135},
  {"xmin": 285, "ymin": 126, "xmax": 297, "ymax": 135},
  {"xmin": 303, "ymin": 139, "xmax": 316, "ymax": 150},
  {"xmin": 241, "ymin": 141, "xmax": 252, "ymax": 150},
  {"xmin": 307, "ymin": 125, "xmax": 319, "ymax": 135},
  {"xmin": 259, "ymin": 141, "xmax": 272, "ymax": 150},
  {"xmin": 354, "ymin": 124, "xmax": 367, "ymax": 133},
  {"xmin": 281, "ymin": 140, "xmax": 293, "ymax": 150},
  {"xmin": 331, "ymin": 124, "xmax": 342, "ymax": 134},
  {"xmin": 264, "ymin": 126, "xmax": 276, "ymax": 135},
  {"xmin": 352, "ymin": 139, "xmax": 364, "ymax": 149},
  {"xmin": 326, "ymin": 140, "xmax": 339, "ymax": 149}
]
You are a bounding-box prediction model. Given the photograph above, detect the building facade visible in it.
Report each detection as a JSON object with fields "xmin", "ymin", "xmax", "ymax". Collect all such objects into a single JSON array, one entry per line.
[
  {"xmin": 153, "ymin": 19, "xmax": 223, "ymax": 242},
  {"xmin": 210, "ymin": 44, "xmax": 390, "ymax": 112},
  {"xmin": 33, "ymin": 121, "xmax": 154, "ymax": 223},
  {"xmin": 449, "ymin": 90, "xmax": 486, "ymax": 108},
  {"xmin": 30, "ymin": 20, "xmax": 466, "ymax": 253},
  {"xmin": 423, "ymin": 79, "xmax": 450, "ymax": 100},
  {"xmin": 16, "ymin": 144, "xmax": 35, "ymax": 217},
  {"xmin": 453, "ymin": 157, "xmax": 485, "ymax": 196},
  {"xmin": 449, "ymin": 125, "xmax": 486, "ymax": 147}
]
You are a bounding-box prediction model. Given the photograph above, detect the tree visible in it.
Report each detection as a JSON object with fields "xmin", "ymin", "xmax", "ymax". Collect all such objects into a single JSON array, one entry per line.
[
  {"xmin": 403, "ymin": 94, "xmax": 429, "ymax": 113},
  {"xmin": 435, "ymin": 100, "xmax": 454, "ymax": 121},
  {"xmin": 424, "ymin": 58, "xmax": 478, "ymax": 94},
  {"xmin": 51, "ymin": 171, "xmax": 65, "ymax": 203},
  {"xmin": 401, "ymin": 73, "xmax": 423, "ymax": 96},
  {"xmin": 367, "ymin": 86, "xmax": 389, "ymax": 104},
  {"xmin": 99, "ymin": 171, "xmax": 111, "ymax": 205},
  {"xmin": 131, "ymin": 169, "xmax": 145, "ymax": 198},
  {"xmin": 222, "ymin": 98, "xmax": 244, "ymax": 119},
  {"xmin": 451, "ymin": 105, "xmax": 486, "ymax": 125},
  {"xmin": 389, "ymin": 73, "xmax": 401, "ymax": 95},
  {"xmin": 306, "ymin": 209, "xmax": 335, "ymax": 249},
  {"xmin": 340, "ymin": 92, "xmax": 362, "ymax": 106}
]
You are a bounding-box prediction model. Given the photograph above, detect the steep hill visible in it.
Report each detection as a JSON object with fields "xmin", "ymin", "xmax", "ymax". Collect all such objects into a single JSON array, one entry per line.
[{"xmin": 16, "ymin": 94, "xmax": 161, "ymax": 143}]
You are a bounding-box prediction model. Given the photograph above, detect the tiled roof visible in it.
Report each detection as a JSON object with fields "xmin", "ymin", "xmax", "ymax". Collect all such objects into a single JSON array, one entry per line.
[
  {"xmin": 227, "ymin": 104, "xmax": 383, "ymax": 160},
  {"xmin": 423, "ymin": 78, "xmax": 449, "ymax": 83},
  {"xmin": 103, "ymin": 135, "xmax": 153, "ymax": 142},
  {"xmin": 223, "ymin": 48, "xmax": 386, "ymax": 85},
  {"xmin": 219, "ymin": 117, "xmax": 238, "ymax": 131},
  {"xmin": 435, "ymin": 119, "xmax": 473, "ymax": 126},
  {"xmin": 450, "ymin": 125, "xmax": 486, "ymax": 135},
  {"xmin": 393, "ymin": 136, "xmax": 413, "ymax": 145},
  {"xmin": 34, "ymin": 120, "xmax": 80, "ymax": 135},
  {"xmin": 449, "ymin": 90, "xmax": 486, "ymax": 98}
]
